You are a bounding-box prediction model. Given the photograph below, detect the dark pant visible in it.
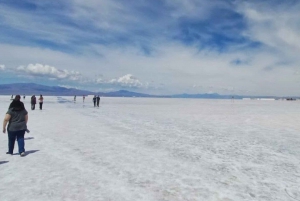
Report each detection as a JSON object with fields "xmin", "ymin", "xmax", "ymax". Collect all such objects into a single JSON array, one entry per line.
[
  {"xmin": 31, "ymin": 104, "xmax": 35, "ymax": 110},
  {"xmin": 39, "ymin": 102, "xmax": 43, "ymax": 110},
  {"xmin": 8, "ymin": 130, "xmax": 25, "ymax": 154},
  {"xmin": 93, "ymin": 101, "xmax": 96, "ymax": 107},
  {"xmin": 97, "ymin": 101, "xmax": 100, "ymax": 107}
]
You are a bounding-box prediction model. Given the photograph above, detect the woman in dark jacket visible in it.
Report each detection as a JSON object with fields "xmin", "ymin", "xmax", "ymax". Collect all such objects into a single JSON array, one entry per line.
[{"xmin": 3, "ymin": 95, "xmax": 28, "ymax": 156}]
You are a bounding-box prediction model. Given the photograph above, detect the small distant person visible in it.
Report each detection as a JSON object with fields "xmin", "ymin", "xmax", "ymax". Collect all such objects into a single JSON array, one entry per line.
[
  {"xmin": 38, "ymin": 95, "xmax": 44, "ymax": 110},
  {"xmin": 3, "ymin": 94, "xmax": 28, "ymax": 156},
  {"xmin": 96, "ymin": 95, "xmax": 100, "ymax": 107},
  {"xmin": 93, "ymin": 95, "xmax": 96, "ymax": 107},
  {"xmin": 23, "ymin": 94, "xmax": 25, "ymax": 100},
  {"xmin": 74, "ymin": 95, "xmax": 76, "ymax": 102},
  {"xmin": 11, "ymin": 95, "xmax": 13, "ymax": 100},
  {"xmin": 83, "ymin": 96, "xmax": 85, "ymax": 103},
  {"xmin": 31, "ymin": 95, "xmax": 36, "ymax": 110}
]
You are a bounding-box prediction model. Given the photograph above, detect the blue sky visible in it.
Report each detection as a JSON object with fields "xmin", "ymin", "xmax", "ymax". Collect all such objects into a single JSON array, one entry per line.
[{"xmin": 0, "ymin": 0, "xmax": 300, "ymax": 96}]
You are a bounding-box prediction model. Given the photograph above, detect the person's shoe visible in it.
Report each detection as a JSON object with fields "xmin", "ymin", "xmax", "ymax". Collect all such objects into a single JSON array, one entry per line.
[
  {"xmin": 20, "ymin": 152, "xmax": 26, "ymax": 157},
  {"xmin": 6, "ymin": 152, "xmax": 12, "ymax": 155}
]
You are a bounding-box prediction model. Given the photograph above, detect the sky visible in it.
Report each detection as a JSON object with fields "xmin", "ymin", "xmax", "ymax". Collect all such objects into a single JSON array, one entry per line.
[{"xmin": 0, "ymin": 0, "xmax": 300, "ymax": 96}]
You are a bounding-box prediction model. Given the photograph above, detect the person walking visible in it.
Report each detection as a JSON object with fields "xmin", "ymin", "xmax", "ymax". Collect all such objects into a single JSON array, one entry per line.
[
  {"xmin": 38, "ymin": 95, "xmax": 44, "ymax": 110},
  {"xmin": 9, "ymin": 95, "xmax": 24, "ymax": 108},
  {"xmin": 3, "ymin": 95, "xmax": 28, "ymax": 156},
  {"xmin": 74, "ymin": 95, "xmax": 76, "ymax": 102},
  {"xmin": 31, "ymin": 95, "xmax": 36, "ymax": 110},
  {"xmin": 96, "ymin": 95, "xmax": 100, "ymax": 107},
  {"xmin": 93, "ymin": 95, "xmax": 96, "ymax": 107}
]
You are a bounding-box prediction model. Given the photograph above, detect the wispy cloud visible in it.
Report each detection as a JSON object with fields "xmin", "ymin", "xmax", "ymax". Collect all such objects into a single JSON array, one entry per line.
[{"xmin": 237, "ymin": 1, "xmax": 300, "ymax": 56}]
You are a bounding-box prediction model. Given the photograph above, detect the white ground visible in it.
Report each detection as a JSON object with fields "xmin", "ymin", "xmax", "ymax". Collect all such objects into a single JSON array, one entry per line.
[{"xmin": 0, "ymin": 96, "xmax": 299, "ymax": 201}]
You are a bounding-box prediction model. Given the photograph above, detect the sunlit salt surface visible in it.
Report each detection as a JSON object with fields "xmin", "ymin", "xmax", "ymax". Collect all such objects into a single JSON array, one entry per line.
[{"xmin": 0, "ymin": 95, "xmax": 299, "ymax": 201}]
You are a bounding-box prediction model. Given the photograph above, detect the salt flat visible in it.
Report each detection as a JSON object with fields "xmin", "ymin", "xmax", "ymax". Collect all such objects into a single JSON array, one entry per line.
[{"xmin": 0, "ymin": 96, "xmax": 299, "ymax": 201}]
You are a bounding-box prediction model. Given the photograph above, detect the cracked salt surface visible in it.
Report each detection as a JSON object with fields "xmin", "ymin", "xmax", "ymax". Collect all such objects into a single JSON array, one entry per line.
[{"xmin": 0, "ymin": 96, "xmax": 299, "ymax": 201}]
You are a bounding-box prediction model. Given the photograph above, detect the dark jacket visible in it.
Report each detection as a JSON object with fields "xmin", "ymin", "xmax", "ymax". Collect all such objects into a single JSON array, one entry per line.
[{"xmin": 31, "ymin": 96, "xmax": 36, "ymax": 104}]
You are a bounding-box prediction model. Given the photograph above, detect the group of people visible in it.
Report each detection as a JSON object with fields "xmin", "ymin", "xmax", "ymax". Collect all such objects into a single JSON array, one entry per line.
[
  {"xmin": 3, "ymin": 94, "xmax": 100, "ymax": 157},
  {"xmin": 30, "ymin": 95, "xmax": 44, "ymax": 110},
  {"xmin": 2, "ymin": 95, "xmax": 29, "ymax": 156},
  {"xmin": 74, "ymin": 95, "xmax": 101, "ymax": 107},
  {"xmin": 93, "ymin": 95, "xmax": 101, "ymax": 107}
]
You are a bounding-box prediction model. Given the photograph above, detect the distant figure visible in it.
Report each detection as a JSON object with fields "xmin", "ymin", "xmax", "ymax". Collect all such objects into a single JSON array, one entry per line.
[
  {"xmin": 83, "ymin": 96, "xmax": 85, "ymax": 103},
  {"xmin": 96, "ymin": 95, "xmax": 100, "ymax": 107},
  {"xmin": 93, "ymin": 95, "xmax": 96, "ymax": 107},
  {"xmin": 3, "ymin": 95, "xmax": 28, "ymax": 156},
  {"xmin": 23, "ymin": 94, "xmax": 25, "ymax": 100},
  {"xmin": 38, "ymin": 95, "xmax": 44, "ymax": 110},
  {"xmin": 31, "ymin": 95, "xmax": 36, "ymax": 110},
  {"xmin": 74, "ymin": 95, "xmax": 76, "ymax": 102},
  {"xmin": 11, "ymin": 95, "xmax": 13, "ymax": 100}
]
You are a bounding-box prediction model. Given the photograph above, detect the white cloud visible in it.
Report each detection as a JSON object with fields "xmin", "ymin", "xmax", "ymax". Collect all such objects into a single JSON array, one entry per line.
[
  {"xmin": 109, "ymin": 74, "xmax": 143, "ymax": 88},
  {"xmin": 58, "ymin": 85, "xmax": 82, "ymax": 90},
  {"xmin": 17, "ymin": 63, "xmax": 82, "ymax": 81},
  {"xmin": 0, "ymin": 65, "xmax": 5, "ymax": 70}
]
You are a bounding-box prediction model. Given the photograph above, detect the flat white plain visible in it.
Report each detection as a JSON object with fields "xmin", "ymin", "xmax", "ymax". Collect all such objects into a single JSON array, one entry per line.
[{"xmin": 0, "ymin": 96, "xmax": 299, "ymax": 201}]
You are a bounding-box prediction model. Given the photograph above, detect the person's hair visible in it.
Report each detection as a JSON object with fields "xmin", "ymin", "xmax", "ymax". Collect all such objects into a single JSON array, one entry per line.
[
  {"xmin": 14, "ymin": 95, "xmax": 21, "ymax": 101},
  {"xmin": 9, "ymin": 99, "xmax": 25, "ymax": 111}
]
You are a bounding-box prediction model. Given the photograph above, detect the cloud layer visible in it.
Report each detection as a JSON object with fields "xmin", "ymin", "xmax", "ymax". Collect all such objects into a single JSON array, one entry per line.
[{"xmin": 0, "ymin": 0, "xmax": 300, "ymax": 96}]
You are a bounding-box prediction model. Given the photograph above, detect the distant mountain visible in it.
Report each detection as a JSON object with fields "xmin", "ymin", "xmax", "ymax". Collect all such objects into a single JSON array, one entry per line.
[
  {"xmin": 171, "ymin": 93, "xmax": 243, "ymax": 99},
  {"xmin": 0, "ymin": 83, "xmax": 166, "ymax": 97},
  {"xmin": 0, "ymin": 83, "xmax": 291, "ymax": 99},
  {"xmin": 103, "ymin": 90, "xmax": 169, "ymax": 98},
  {"xmin": 0, "ymin": 83, "xmax": 92, "ymax": 96}
]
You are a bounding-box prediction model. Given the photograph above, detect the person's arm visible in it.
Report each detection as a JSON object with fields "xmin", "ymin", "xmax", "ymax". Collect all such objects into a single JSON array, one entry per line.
[
  {"xmin": 25, "ymin": 114, "xmax": 28, "ymax": 124},
  {"xmin": 3, "ymin": 114, "xmax": 11, "ymax": 133}
]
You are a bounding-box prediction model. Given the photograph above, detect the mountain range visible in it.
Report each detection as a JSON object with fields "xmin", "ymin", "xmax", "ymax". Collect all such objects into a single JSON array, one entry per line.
[{"xmin": 0, "ymin": 83, "xmax": 292, "ymax": 99}]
